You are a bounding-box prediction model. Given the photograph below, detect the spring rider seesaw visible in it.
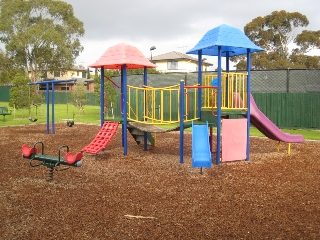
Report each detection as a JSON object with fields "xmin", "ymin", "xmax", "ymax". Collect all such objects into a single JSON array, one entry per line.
[{"xmin": 21, "ymin": 142, "xmax": 83, "ymax": 181}]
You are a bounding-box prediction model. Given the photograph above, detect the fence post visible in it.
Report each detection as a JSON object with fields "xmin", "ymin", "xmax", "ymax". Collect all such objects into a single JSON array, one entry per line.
[{"xmin": 286, "ymin": 68, "xmax": 290, "ymax": 93}]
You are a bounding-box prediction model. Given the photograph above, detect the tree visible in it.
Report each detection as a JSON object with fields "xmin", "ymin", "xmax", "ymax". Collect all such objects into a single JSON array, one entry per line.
[
  {"xmin": 93, "ymin": 69, "xmax": 119, "ymax": 118},
  {"xmin": 9, "ymin": 73, "xmax": 32, "ymax": 118},
  {"xmin": 92, "ymin": 68, "xmax": 161, "ymax": 117},
  {"xmin": 104, "ymin": 76, "xmax": 120, "ymax": 118},
  {"xmin": 93, "ymin": 69, "xmax": 119, "ymax": 104},
  {"xmin": 232, "ymin": 10, "xmax": 320, "ymax": 69},
  {"xmin": 127, "ymin": 68, "xmax": 162, "ymax": 75},
  {"xmin": 86, "ymin": 68, "xmax": 91, "ymax": 79},
  {"xmin": 0, "ymin": 50, "xmax": 21, "ymax": 85},
  {"xmin": 93, "ymin": 68, "xmax": 101, "ymax": 102},
  {"xmin": 70, "ymin": 82, "xmax": 88, "ymax": 114},
  {"xmin": 0, "ymin": 0, "xmax": 85, "ymax": 84}
]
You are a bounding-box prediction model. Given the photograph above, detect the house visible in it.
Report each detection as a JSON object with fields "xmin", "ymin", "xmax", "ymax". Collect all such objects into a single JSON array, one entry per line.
[
  {"xmin": 150, "ymin": 51, "xmax": 213, "ymax": 73},
  {"xmin": 43, "ymin": 65, "xmax": 87, "ymax": 80},
  {"xmin": 28, "ymin": 65, "xmax": 94, "ymax": 92}
]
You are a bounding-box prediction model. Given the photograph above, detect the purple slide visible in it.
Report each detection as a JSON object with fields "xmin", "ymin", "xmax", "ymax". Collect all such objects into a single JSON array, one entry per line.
[{"xmin": 234, "ymin": 93, "xmax": 304, "ymax": 143}]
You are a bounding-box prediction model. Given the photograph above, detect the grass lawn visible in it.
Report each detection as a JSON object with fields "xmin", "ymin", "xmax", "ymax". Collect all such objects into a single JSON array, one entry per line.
[
  {"xmin": 0, "ymin": 102, "xmax": 319, "ymax": 140},
  {"xmin": 0, "ymin": 102, "xmax": 101, "ymax": 126}
]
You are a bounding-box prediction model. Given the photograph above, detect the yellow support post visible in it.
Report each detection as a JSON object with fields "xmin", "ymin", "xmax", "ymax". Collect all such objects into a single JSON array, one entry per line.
[{"xmin": 128, "ymin": 87, "xmax": 131, "ymax": 119}]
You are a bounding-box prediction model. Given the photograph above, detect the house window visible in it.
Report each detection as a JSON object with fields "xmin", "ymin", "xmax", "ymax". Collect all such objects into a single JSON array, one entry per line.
[
  {"xmin": 82, "ymin": 71, "xmax": 87, "ymax": 78},
  {"xmin": 54, "ymin": 71, "xmax": 60, "ymax": 77},
  {"xmin": 41, "ymin": 71, "xmax": 47, "ymax": 79},
  {"xmin": 61, "ymin": 86, "xmax": 69, "ymax": 91},
  {"xmin": 39, "ymin": 85, "xmax": 52, "ymax": 91},
  {"xmin": 77, "ymin": 71, "xmax": 80, "ymax": 76},
  {"xmin": 167, "ymin": 61, "xmax": 178, "ymax": 70}
]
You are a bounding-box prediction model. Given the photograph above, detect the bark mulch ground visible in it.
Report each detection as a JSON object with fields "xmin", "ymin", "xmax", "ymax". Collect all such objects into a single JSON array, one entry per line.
[{"xmin": 0, "ymin": 123, "xmax": 319, "ymax": 239}]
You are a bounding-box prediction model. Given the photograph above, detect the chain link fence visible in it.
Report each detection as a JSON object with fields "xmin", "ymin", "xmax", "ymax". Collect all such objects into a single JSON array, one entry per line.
[
  {"xmin": 111, "ymin": 69, "xmax": 320, "ymax": 93},
  {"xmin": 1, "ymin": 69, "xmax": 319, "ymax": 98},
  {"xmin": 250, "ymin": 69, "xmax": 320, "ymax": 93}
]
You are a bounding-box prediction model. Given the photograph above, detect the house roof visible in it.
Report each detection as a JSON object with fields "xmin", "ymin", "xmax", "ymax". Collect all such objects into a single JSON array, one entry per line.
[
  {"xmin": 71, "ymin": 65, "xmax": 86, "ymax": 71},
  {"xmin": 151, "ymin": 51, "xmax": 213, "ymax": 66},
  {"xmin": 89, "ymin": 42, "xmax": 156, "ymax": 69},
  {"xmin": 186, "ymin": 24, "xmax": 263, "ymax": 57},
  {"xmin": 151, "ymin": 51, "xmax": 197, "ymax": 61}
]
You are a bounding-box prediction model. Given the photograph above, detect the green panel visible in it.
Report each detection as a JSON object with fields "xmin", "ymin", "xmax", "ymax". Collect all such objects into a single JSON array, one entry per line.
[
  {"xmin": 46, "ymin": 92, "xmax": 98, "ymax": 105},
  {"xmin": 163, "ymin": 91, "xmax": 179, "ymax": 121},
  {"xmin": 87, "ymin": 93, "xmax": 99, "ymax": 105},
  {"xmin": 0, "ymin": 86, "xmax": 11, "ymax": 101},
  {"xmin": 147, "ymin": 132, "xmax": 155, "ymax": 146},
  {"xmin": 200, "ymin": 110, "xmax": 217, "ymax": 126},
  {"xmin": 252, "ymin": 93, "xmax": 320, "ymax": 129}
]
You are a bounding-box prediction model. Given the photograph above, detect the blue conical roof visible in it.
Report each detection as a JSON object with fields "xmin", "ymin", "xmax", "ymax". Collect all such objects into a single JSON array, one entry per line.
[{"xmin": 186, "ymin": 24, "xmax": 263, "ymax": 57}]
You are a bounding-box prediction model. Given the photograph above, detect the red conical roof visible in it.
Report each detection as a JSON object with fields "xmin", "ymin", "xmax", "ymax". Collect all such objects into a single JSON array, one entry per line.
[{"xmin": 89, "ymin": 42, "xmax": 156, "ymax": 69}]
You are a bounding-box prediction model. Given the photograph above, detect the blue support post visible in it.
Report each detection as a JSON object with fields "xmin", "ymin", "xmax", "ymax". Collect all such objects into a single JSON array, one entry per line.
[
  {"xmin": 143, "ymin": 66, "xmax": 148, "ymax": 151},
  {"xmin": 121, "ymin": 67, "xmax": 124, "ymax": 148},
  {"xmin": 29, "ymin": 79, "xmax": 76, "ymax": 135},
  {"xmin": 226, "ymin": 52, "xmax": 230, "ymax": 71},
  {"xmin": 216, "ymin": 46, "xmax": 222, "ymax": 165},
  {"xmin": 179, "ymin": 80, "xmax": 184, "ymax": 164},
  {"xmin": 197, "ymin": 50, "xmax": 202, "ymax": 119},
  {"xmin": 246, "ymin": 49, "xmax": 251, "ymax": 162},
  {"xmin": 100, "ymin": 66, "xmax": 105, "ymax": 128},
  {"xmin": 51, "ymin": 82, "xmax": 55, "ymax": 134},
  {"xmin": 46, "ymin": 83, "xmax": 49, "ymax": 134},
  {"xmin": 122, "ymin": 65, "xmax": 128, "ymax": 156}
]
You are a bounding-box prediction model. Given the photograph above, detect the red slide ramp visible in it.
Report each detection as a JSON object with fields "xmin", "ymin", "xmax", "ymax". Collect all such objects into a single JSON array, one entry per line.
[{"xmin": 81, "ymin": 121, "xmax": 119, "ymax": 154}]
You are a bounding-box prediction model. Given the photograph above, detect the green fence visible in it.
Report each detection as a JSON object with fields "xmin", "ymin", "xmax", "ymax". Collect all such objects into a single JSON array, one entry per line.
[
  {"xmin": 251, "ymin": 92, "xmax": 320, "ymax": 129},
  {"xmin": 0, "ymin": 90, "xmax": 99, "ymax": 106},
  {"xmin": 43, "ymin": 92, "xmax": 99, "ymax": 105},
  {"xmin": 1, "ymin": 88, "xmax": 320, "ymax": 129},
  {"xmin": 0, "ymin": 86, "xmax": 11, "ymax": 102}
]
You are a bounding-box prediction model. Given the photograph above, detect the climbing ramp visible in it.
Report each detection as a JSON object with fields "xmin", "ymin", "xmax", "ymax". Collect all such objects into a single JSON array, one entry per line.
[{"xmin": 81, "ymin": 121, "xmax": 119, "ymax": 154}]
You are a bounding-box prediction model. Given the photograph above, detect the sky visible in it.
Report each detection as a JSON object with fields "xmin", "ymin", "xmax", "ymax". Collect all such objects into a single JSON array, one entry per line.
[{"xmin": 64, "ymin": 0, "xmax": 320, "ymax": 70}]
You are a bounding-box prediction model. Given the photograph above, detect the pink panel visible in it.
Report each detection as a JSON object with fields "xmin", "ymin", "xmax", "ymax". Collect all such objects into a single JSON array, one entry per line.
[{"xmin": 222, "ymin": 119, "xmax": 247, "ymax": 162}]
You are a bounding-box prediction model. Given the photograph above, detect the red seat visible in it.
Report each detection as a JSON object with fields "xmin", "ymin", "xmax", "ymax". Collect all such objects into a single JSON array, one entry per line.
[
  {"xmin": 21, "ymin": 144, "xmax": 37, "ymax": 157},
  {"xmin": 65, "ymin": 152, "xmax": 83, "ymax": 164}
]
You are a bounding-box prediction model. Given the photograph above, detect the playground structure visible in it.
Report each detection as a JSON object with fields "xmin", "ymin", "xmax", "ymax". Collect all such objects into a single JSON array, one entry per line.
[
  {"xmin": 22, "ymin": 24, "xmax": 304, "ymax": 174},
  {"xmin": 84, "ymin": 24, "xmax": 304, "ymax": 167},
  {"xmin": 22, "ymin": 142, "xmax": 83, "ymax": 181}
]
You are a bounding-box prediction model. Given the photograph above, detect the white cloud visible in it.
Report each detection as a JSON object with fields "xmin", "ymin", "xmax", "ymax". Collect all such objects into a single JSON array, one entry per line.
[{"xmin": 63, "ymin": 0, "xmax": 320, "ymax": 69}]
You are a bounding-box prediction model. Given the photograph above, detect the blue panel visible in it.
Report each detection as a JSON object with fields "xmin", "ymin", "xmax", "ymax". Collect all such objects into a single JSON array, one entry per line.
[{"xmin": 186, "ymin": 24, "xmax": 263, "ymax": 57}]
